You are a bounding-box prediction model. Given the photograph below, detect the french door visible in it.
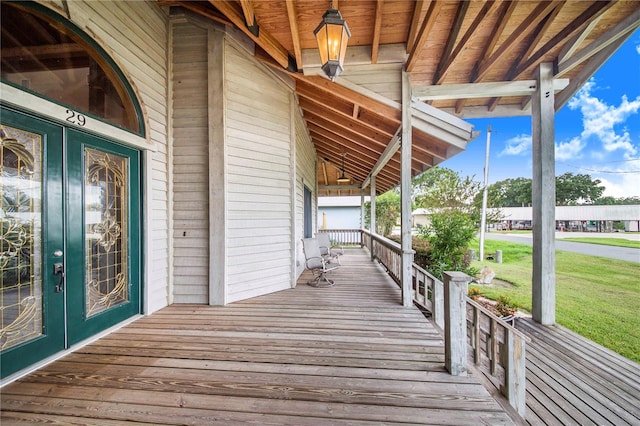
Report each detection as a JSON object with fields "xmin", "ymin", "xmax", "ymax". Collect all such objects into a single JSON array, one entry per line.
[{"xmin": 1, "ymin": 107, "xmax": 141, "ymax": 378}]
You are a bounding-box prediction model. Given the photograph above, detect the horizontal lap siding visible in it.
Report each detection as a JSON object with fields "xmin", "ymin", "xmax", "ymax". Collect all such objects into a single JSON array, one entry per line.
[
  {"xmin": 45, "ymin": 1, "xmax": 170, "ymax": 312},
  {"xmin": 171, "ymin": 23, "xmax": 209, "ymax": 304},
  {"xmin": 294, "ymin": 109, "xmax": 317, "ymax": 278},
  {"xmin": 225, "ymin": 43, "xmax": 292, "ymax": 302}
]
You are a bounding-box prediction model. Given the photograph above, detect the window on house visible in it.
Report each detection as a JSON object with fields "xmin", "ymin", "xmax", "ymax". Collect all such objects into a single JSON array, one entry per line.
[
  {"xmin": 0, "ymin": 2, "xmax": 142, "ymax": 134},
  {"xmin": 304, "ymin": 186, "xmax": 312, "ymax": 238}
]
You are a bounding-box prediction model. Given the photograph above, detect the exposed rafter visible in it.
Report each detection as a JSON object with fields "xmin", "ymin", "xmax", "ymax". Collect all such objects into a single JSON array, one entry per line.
[
  {"xmin": 433, "ymin": 0, "xmax": 470, "ymax": 85},
  {"xmin": 513, "ymin": 1, "xmax": 616, "ymax": 80},
  {"xmin": 371, "ymin": 0, "xmax": 385, "ymax": 64},
  {"xmin": 557, "ymin": 16, "xmax": 601, "ymax": 65},
  {"xmin": 557, "ymin": 7, "xmax": 640, "ymax": 77},
  {"xmin": 285, "ymin": 0, "xmax": 303, "ymax": 69},
  {"xmin": 362, "ymin": 127, "xmax": 402, "ymax": 189},
  {"xmin": 406, "ymin": 0, "xmax": 426, "ymax": 54},
  {"xmin": 209, "ymin": 0, "xmax": 295, "ymax": 70},
  {"xmin": 239, "ymin": 0, "xmax": 258, "ymax": 36},
  {"xmin": 472, "ymin": 1, "xmax": 561, "ymax": 83},
  {"xmin": 406, "ymin": 1, "xmax": 444, "ymax": 72}
]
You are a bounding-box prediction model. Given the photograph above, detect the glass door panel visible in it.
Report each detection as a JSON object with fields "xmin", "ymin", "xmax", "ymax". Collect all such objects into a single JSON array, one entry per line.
[
  {"xmin": 0, "ymin": 107, "xmax": 65, "ymax": 378},
  {"xmin": 66, "ymin": 129, "xmax": 140, "ymax": 346}
]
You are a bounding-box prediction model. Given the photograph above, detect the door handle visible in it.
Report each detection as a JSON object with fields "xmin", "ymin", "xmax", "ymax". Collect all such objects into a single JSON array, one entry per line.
[{"xmin": 53, "ymin": 262, "xmax": 64, "ymax": 293}]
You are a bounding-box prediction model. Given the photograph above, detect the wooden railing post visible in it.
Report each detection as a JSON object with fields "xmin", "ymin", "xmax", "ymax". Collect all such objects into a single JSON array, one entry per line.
[
  {"xmin": 432, "ymin": 278, "xmax": 444, "ymax": 330},
  {"xmin": 505, "ymin": 329, "xmax": 527, "ymax": 417},
  {"xmin": 443, "ymin": 271, "xmax": 471, "ymax": 376}
]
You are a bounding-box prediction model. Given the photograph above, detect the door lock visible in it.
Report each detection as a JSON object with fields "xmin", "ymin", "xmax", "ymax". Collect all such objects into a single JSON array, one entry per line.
[{"xmin": 53, "ymin": 262, "xmax": 64, "ymax": 293}]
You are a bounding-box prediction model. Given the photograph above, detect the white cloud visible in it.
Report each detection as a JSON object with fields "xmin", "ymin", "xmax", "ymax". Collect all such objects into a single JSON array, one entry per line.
[
  {"xmin": 500, "ymin": 134, "xmax": 531, "ymax": 156},
  {"xmin": 591, "ymin": 158, "xmax": 640, "ymax": 198},
  {"xmin": 568, "ymin": 80, "xmax": 640, "ymax": 157},
  {"xmin": 636, "ymin": 43, "xmax": 640, "ymax": 55},
  {"xmin": 555, "ymin": 137, "xmax": 585, "ymax": 160}
]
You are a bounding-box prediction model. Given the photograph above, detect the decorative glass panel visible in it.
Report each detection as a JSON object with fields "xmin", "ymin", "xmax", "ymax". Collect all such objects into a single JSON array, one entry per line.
[
  {"xmin": 0, "ymin": 126, "xmax": 42, "ymax": 351},
  {"xmin": 85, "ymin": 148, "xmax": 128, "ymax": 317}
]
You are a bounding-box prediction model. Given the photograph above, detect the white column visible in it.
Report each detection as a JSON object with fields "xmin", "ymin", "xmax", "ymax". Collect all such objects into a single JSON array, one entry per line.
[
  {"xmin": 370, "ymin": 175, "xmax": 376, "ymax": 260},
  {"xmin": 532, "ymin": 62, "xmax": 556, "ymax": 325},
  {"xmin": 360, "ymin": 190, "xmax": 365, "ymax": 246},
  {"xmin": 401, "ymin": 71, "xmax": 413, "ymax": 308}
]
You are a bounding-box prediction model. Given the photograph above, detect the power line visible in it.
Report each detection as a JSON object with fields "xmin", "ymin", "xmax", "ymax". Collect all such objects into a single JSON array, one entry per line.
[{"xmin": 557, "ymin": 163, "xmax": 640, "ymax": 173}]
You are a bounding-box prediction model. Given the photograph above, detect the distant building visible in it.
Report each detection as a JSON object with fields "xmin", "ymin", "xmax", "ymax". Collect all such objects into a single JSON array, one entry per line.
[
  {"xmin": 318, "ymin": 196, "xmax": 366, "ymax": 229},
  {"xmin": 412, "ymin": 205, "xmax": 640, "ymax": 232},
  {"xmin": 496, "ymin": 205, "xmax": 640, "ymax": 232}
]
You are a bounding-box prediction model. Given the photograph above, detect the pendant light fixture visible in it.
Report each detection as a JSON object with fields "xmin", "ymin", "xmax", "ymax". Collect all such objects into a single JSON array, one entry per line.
[
  {"xmin": 337, "ymin": 153, "xmax": 350, "ymax": 183},
  {"xmin": 314, "ymin": 1, "xmax": 351, "ymax": 81}
]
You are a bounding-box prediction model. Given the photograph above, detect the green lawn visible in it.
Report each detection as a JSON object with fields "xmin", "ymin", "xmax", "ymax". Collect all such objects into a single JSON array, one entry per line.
[
  {"xmin": 469, "ymin": 239, "xmax": 640, "ymax": 362},
  {"xmin": 560, "ymin": 237, "xmax": 640, "ymax": 249}
]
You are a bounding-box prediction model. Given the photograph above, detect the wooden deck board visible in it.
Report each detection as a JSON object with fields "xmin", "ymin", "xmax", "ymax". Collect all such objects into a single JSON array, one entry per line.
[
  {"xmin": 516, "ymin": 317, "xmax": 640, "ymax": 426},
  {"xmin": 1, "ymin": 248, "xmax": 514, "ymax": 425}
]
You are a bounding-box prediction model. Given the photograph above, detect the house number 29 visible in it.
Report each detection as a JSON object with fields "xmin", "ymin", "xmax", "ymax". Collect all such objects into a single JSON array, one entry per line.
[{"xmin": 65, "ymin": 109, "xmax": 86, "ymax": 127}]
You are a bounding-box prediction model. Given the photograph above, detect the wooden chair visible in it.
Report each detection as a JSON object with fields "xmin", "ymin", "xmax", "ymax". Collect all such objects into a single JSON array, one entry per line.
[{"xmin": 301, "ymin": 238, "xmax": 339, "ymax": 287}]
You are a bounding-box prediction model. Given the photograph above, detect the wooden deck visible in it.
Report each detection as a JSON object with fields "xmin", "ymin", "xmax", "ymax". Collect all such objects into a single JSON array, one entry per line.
[
  {"xmin": 1, "ymin": 248, "xmax": 514, "ymax": 425},
  {"xmin": 516, "ymin": 318, "xmax": 640, "ymax": 426}
]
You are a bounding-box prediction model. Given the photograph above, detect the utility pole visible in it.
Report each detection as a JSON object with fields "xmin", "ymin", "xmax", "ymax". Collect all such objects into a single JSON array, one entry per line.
[{"xmin": 479, "ymin": 126, "xmax": 491, "ymax": 261}]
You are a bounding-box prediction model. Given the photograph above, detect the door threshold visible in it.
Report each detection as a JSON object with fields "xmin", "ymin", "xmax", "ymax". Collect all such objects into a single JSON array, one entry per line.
[{"xmin": 1, "ymin": 314, "xmax": 143, "ymax": 387}]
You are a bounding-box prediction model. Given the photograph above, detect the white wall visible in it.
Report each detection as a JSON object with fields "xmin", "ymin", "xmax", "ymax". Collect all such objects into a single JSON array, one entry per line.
[
  {"xmin": 170, "ymin": 20, "xmax": 210, "ymax": 304},
  {"xmin": 224, "ymin": 41, "xmax": 296, "ymax": 302}
]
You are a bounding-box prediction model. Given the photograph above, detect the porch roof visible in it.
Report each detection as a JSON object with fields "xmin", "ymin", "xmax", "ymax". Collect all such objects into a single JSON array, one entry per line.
[{"xmin": 158, "ymin": 1, "xmax": 640, "ymax": 195}]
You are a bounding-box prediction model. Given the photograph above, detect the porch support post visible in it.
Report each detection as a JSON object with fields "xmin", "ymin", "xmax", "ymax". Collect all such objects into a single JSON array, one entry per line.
[
  {"xmin": 208, "ymin": 28, "xmax": 226, "ymax": 305},
  {"xmin": 401, "ymin": 70, "xmax": 413, "ymax": 307},
  {"xmin": 370, "ymin": 175, "xmax": 376, "ymax": 260},
  {"xmin": 360, "ymin": 190, "xmax": 365, "ymax": 247},
  {"xmin": 532, "ymin": 62, "xmax": 556, "ymax": 325}
]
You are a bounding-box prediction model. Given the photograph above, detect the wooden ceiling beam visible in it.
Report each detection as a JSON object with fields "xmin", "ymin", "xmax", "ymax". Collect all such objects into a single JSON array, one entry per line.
[
  {"xmin": 433, "ymin": 0, "xmax": 470, "ymax": 84},
  {"xmin": 514, "ymin": 0, "xmax": 615, "ymax": 80},
  {"xmin": 321, "ymin": 160, "xmax": 329, "ymax": 186},
  {"xmin": 239, "ymin": 0, "xmax": 258, "ymax": 35},
  {"xmin": 488, "ymin": 4, "xmax": 564, "ymax": 111},
  {"xmin": 557, "ymin": 16, "xmax": 601, "ymax": 65},
  {"xmin": 472, "ymin": 1, "xmax": 561, "ymax": 83},
  {"xmin": 294, "ymin": 75, "xmax": 402, "ymax": 122},
  {"xmin": 434, "ymin": 1, "xmax": 497, "ymax": 85},
  {"xmin": 285, "ymin": 0, "xmax": 303, "ymax": 69},
  {"xmin": 557, "ymin": 8, "xmax": 640, "ymax": 77},
  {"xmin": 308, "ymin": 126, "xmax": 396, "ymax": 169},
  {"xmin": 406, "ymin": 0, "xmax": 444, "ymax": 72},
  {"xmin": 299, "ymin": 99, "xmax": 395, "ymax": 142},
  {"xmin": 209, "ymin": 0, "xmax": 295, "ymax": 70},
  {"xmin": 371, "ymin": 0, "xmax": 385, "ymax": 64},
  {"xmin": 407, "ymin": 0, "xmax": 427, "ymax": 53}
]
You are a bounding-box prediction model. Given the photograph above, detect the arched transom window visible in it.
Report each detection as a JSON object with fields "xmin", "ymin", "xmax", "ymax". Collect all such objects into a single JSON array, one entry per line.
[{"xmin": 1, "ymin": 2, "xmax": 143, "ymax": 134}]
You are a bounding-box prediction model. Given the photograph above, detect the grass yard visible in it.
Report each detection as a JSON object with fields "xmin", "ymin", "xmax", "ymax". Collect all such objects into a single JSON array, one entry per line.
[
  {"xmin": 560, "ymin": 237, "xmax": 640, "ymax": 249},
  {"xmin": 469, "ymin": 239, "xmax": 640, "ymax": 363}
]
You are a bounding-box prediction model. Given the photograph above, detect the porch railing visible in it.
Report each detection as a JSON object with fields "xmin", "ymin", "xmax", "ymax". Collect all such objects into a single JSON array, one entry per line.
[
  {"xmin": 317, "ymin": 229, "xmax": 363, "ymax": 246},
  {"xmin": 358, "ymin": 228, "xmax": 526, "ymax": 417}
]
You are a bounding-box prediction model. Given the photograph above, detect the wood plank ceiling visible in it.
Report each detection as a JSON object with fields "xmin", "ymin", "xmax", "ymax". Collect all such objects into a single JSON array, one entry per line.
[{"xmin": 158, "ymin": 1, "xmax": 640, "ymax": 195}]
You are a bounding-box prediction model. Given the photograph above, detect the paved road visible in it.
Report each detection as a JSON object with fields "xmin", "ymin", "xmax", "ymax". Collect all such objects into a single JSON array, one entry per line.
[{"xmin": 484, "ymin": 233, "xmax": 640, "ymax": 263}]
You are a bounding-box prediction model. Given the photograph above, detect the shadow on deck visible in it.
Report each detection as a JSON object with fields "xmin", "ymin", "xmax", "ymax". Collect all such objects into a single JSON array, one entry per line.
[{"xmin": 1, "ymin": 248, "xmax": 515, "ymax": 425}]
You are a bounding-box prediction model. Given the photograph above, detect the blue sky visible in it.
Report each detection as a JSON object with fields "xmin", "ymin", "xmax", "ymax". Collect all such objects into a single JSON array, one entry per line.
[{"xmin": 444, "ymin": 29, "xmax": 640, "ymax": 199}]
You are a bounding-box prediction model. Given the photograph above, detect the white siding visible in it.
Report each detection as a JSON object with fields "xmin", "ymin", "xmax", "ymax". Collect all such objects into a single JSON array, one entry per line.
[
  {"xmin": 41, "ymin": 1, "xmax": 170, "ymax": 313},
  {"xmin": 224, "ymin": 41, "xmax": 293, "ymax": 302},
  {"xmin": 294, "ymin": 109, "xmax": 317, "ymax": 279},
  {"xmin": 171, "ymin": 22, "xmax": 209, "ymax": 304}
]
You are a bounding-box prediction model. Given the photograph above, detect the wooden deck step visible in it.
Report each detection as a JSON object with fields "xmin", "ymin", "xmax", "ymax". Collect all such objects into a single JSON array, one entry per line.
[{"xmin": 516, "ymin": 317, "xmax": 640, "ymax": 426}]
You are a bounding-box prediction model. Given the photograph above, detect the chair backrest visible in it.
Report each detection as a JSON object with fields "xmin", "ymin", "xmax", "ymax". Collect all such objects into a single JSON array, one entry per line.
[
  {"xmin": 301, "ymin": 238, "xmax": 323, "ymax": 269},
  {"xmin": 316, "ymin": 232, "xmax": 331, "ymax": 255}
]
